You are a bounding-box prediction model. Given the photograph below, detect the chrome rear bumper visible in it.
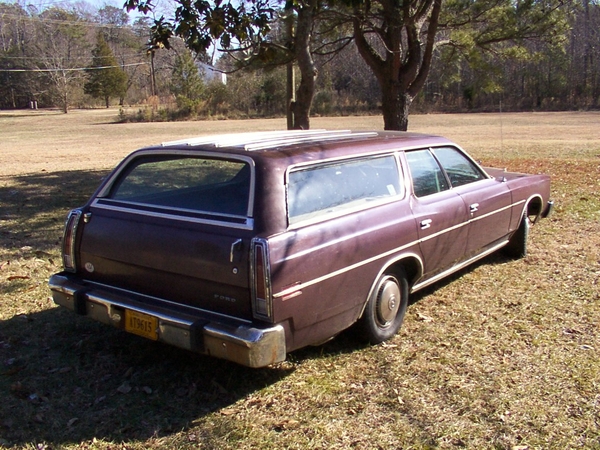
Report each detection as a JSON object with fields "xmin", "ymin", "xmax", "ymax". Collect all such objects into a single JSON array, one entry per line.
[{"xmin": 49, "ymin": 273, "xmax": 286, "ymax": 368}]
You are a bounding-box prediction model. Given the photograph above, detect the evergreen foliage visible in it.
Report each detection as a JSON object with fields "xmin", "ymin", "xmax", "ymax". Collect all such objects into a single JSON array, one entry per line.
[
  {"xmin": 84, "ymin": 32, "xmax": 128, "ymax": 108},
  {"xmin": 171, "ymin": 51, "xmax": 205, "ymax": 104}
]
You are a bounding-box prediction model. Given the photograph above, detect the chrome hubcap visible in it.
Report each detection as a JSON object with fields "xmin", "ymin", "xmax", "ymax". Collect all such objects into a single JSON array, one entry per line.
[{"xmin": 376, "ymin": 277, "xmax": 401, "ymax": 326}]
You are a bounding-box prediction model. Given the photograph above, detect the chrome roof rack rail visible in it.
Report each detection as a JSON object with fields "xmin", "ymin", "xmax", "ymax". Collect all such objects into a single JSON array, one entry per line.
[
  {"xmin": 162, "ymin": 130, "xmax": 327, "ymax": 148},
  {"xmin": 244, "ymin": 131, "xmax": 378, "ymax": 151},
  {"xmin": 161, "ymin": 129, "xmax": 377, "ymax": 150}
]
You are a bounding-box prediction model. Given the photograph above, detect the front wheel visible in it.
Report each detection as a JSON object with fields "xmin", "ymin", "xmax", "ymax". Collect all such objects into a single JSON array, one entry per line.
[
  {"xmin": 503, "ymin": 214, "xmax": 530, "ymax": 259},
  {"xmin": 356, "ymin": 269, "xmax": 409, "ymax": 344}
]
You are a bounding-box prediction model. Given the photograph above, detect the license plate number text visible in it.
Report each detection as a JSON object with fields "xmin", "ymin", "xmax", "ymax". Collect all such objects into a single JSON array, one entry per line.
[{"xmin": 125, "ymin": 310, "xmax": 158, "ymax": 340}]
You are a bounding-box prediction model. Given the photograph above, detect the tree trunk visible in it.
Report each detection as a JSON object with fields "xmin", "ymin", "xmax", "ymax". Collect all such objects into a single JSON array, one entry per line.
[
  {"xmin": 291, "ymin": 75, "xmax": 314, "ymax": 130},
  {"xmin": 62, "ymin": 91, "xmax": 68, "ymax": 114},
  {"xmin": 285, "ymin": 6, "xmax": 295, "ymax": 130},
  {"xmin": 352, "ymin": 0, "xmax": 441, "ymax": 131},
  {"xmin": 381, "ymin": 86, "xmax": 414, "ymax": 131},
  {"xmin": 290, "ymin": 0, "xmax": 317, "ymax": 130},
  {"xmin": 286, "ymin": 62, "xmax": 295, "ymax": 130}
]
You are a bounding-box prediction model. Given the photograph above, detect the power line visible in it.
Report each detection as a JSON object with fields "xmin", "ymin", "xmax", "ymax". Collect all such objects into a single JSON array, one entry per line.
[
  {"xmin": 0, "ymin": 12, "xmax": 138, "ymax": 29},
  {"xmin": 1, "ymin": 53, "xmax": 147, "ymax": 60},
  {"xmin": 0, "ymin": 61, "xmax": 146, "ymax": 71}
]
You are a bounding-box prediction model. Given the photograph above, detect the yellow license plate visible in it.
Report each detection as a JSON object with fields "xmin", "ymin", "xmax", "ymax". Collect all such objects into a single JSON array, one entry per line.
[{"xmin": 125, "ymin": 310, "xmax": 158, "ymax": 340}]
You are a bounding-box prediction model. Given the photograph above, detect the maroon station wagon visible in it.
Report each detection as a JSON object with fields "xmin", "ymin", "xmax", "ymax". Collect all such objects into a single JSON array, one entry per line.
[{"xmin": 49, "ymin": 130, "xmax": 553, "ymax": 367}]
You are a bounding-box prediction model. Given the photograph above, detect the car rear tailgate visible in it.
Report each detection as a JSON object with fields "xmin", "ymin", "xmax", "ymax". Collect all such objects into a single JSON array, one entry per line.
[{"xmin": 77, "ymin": 206, "xmax": 253, "ymax": 319}]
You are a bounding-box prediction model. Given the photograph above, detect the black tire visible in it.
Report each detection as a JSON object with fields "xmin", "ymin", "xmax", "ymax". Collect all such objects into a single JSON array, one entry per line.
[
  {"xmin": 357, "ymin": 269, "xmax": 409, "ymax": 344},
  {"xmin": 503, "ymin": 214, "xmax": 530, "ymax": 259}
]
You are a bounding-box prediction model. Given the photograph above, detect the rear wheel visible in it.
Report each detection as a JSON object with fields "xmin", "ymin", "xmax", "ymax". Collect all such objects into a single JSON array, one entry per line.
[
  {"xmin": 503, "ymin": 214, "xmax": 530, "ymax": 259},
  {"xmin": 357, "ymin": 269, "xmax": 409, "ymax": 344}
]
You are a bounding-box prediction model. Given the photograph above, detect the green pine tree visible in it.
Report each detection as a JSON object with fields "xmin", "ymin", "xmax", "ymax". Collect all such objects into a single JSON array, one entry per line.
[
  {"xmin": 171, "ymin": 51, "xmax": 205, "ymax": 102},
  {"xmin": 84, "ymin": 32, "xmax": 128, "ymax": 108}
]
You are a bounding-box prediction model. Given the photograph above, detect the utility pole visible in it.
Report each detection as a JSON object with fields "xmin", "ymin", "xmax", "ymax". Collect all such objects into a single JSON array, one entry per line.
[
  {"xmin": 285, "ymin": 7, "xmax": 295, "ymax": 130},
  {"xmin": 149, "ymin": 49, "xmax": 157, "ymax": 97}
]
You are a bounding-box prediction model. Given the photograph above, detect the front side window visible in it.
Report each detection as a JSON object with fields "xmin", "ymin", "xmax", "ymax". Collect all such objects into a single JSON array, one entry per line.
[
  {"xmin": 432, "ymin": 147, "xmax": 486, "ymax": 187},
  {"xmin": 288, "ymin": 155, "xmax": 401, "ymax": 224},
  {"xmin": 106, "ymin": 156, "xmax": 251, "ymax": 217}
]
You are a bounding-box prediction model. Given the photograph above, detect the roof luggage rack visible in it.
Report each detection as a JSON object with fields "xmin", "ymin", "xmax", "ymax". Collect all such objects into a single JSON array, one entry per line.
[{"xmin": 162, "ymin": 130, "xmax": 377, "ymax": 151}]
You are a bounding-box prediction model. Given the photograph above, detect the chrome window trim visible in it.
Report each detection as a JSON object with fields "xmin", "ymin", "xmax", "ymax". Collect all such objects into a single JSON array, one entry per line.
[
  {"xmin": 286, "ymin": 196, "xmax": 402, "ymax": 230},
  {"xmin": 285, "ymin": 144, "xmax": 429, "ymax": 174},
  {"xmin": 433, "ymin": 144, "xmax": 492, "ymax": 180},
  {"xmin": 96, "ymin": 149, "xmax": 256, "ymax": 216},
  {"xmin": 285, "ymin": 152, "xmax": 405, "ymax": 228},
  {"xmin": 90, "ymin": 199, "xmax": 254, "ymax": 230},
  {"xmin": 402, "ymin": 145, "xmax": 493, "ymax": 198},
  {"xmin": 430, "ymin": 145, "xmax": 490, "ymax": 184}
]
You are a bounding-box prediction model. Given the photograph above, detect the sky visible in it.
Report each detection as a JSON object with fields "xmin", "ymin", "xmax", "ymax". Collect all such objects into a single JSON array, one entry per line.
[
  {"xmin": 0, "ymin": 0, "xmax": 169, "ymax": 22},
  {"xmin": 3, "ymin": 0, "xmax": 125, "ymax": 11}
]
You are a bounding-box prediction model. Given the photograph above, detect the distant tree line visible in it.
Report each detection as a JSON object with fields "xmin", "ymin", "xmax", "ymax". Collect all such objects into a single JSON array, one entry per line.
[{"xmin": 0, "ymin": 1, "xmax": 598, "ymax": 119}]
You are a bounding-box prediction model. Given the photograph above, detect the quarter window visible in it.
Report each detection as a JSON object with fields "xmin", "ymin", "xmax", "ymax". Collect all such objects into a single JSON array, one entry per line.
[{"xmin": 288, "ymin": 155, "xmax": 401, "ymax": 224}]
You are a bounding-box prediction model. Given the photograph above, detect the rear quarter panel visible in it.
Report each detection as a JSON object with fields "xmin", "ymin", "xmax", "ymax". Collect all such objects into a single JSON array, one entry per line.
[{"xmin": 265, "ymin": 200, "xmax": 420, "ymax": 351}]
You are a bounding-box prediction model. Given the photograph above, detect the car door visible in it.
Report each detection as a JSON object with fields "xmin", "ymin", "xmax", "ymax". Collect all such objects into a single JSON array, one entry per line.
[
  {"xmin": 431, "ymin": 147, "xmax": 512, "ymax": 258},
  {"xmin": 404, "ymin": 149, "xmax": 470, "ymax": 282}
]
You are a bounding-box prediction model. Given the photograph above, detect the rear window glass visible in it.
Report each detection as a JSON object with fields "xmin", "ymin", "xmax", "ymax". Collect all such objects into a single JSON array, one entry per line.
[
  {"xmin": 288, "ymin": 155, "xmax": 400, "ymax": 224},
  {"xmin": 107, "ymin": 157, "xmax": 251, "ymax": 217}
]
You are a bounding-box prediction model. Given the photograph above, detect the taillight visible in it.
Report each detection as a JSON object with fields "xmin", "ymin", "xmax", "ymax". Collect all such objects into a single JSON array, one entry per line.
[
  {"xmin": 251, "ymin": 238, "xmax": 273, "ymax": 321},
  {"xmin": 62, "ymin": 209, "xmax": 82, "ymax": 272}
]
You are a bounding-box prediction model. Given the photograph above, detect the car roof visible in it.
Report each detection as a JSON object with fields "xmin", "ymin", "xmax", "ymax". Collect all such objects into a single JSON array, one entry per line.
[{"xmin": 156, "ymin": 130, "xmax": 454, "ymax": 161}]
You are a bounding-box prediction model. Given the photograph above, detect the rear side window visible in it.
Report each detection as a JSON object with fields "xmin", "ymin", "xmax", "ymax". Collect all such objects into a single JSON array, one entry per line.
[
  {"xmin": 287, "ymin": 155, "xmax": 400, "ymax": 224},
  {"xmin": 405, "ymin": 150, "xmax": 449, "ymax": 197},
  {"xmin": 107, "ymin": 157, "xmax": 251, "ymax": 217}
]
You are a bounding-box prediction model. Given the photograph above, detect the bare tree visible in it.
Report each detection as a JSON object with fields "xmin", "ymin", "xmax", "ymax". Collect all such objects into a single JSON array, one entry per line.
[{"xmin": 32, "ymin": 8, "xmax": 90, "ymax": 113}]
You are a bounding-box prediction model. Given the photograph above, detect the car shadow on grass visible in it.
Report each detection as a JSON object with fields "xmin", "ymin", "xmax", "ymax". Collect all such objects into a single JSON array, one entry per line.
[
  {"xmin": 407, "ymin": 251, "xmax": 515, "ymax": 306},
  {"xmin": 0, "ymin": 306, "xmax": 295, "ymax": 446},
  {"xmin": 0, "ymin": 169, "xmax": 109, "ymax": 253}
]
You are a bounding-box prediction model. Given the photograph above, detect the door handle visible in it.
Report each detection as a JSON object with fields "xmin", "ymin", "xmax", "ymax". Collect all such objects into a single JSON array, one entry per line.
[
  {"xmin": 420, "ymin": 219, "xmax": 432, "ymax": 230},
  {"xmin": 470, "ymin": 203, "xmax": 479, "ymax": 213}
]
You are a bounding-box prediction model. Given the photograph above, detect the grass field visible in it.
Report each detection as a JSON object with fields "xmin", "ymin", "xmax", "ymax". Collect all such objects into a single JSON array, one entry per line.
[{"xmin": 0, "ymin": 109, "xmax": 599, "ymax": 449}]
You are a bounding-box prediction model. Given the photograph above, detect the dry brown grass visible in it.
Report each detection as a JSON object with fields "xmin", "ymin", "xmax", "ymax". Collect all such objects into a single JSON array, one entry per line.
[{"xmin": 0, "ymin": 109, "xmax": 599, "ymax": 449}]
